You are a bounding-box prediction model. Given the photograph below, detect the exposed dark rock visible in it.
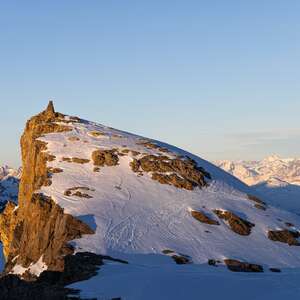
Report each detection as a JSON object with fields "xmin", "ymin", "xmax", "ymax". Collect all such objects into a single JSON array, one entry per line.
[
  {"xmin": 92, "ymin": 150, "xmax": 119, "ymax": 167},
  {"xmin": 130, "ymin": 155, "xmax": 210, "ymax": 190},
  {"xmin": 64, "ymin": 187, "xmax": 94, "ymax": 198},
  {"xmin": 0, "ymin": 201, "xmax": 18, "ymax": 258},
  {"xmin": 130, "ymin": 159, "xmax": 140, "ymax": 173},
  {"xmin": 208, "ymin": 259, "xmax": 216, "ymax": 266},
  {"xmin": 208, "ymin": 259, "xmax": 222, "ymax": 266},
  {"xmin": 268, "ymin": 229, "xmax": 300, "ymax": 246},
  {"xmin": 0, "ymin": 252, "xmax": 128, "ymax": 300},
  {"xmin": 131, "ymin": 150, "xmax": 140, "ymax": 156},
  {"xmin": 190, "ymin": 210, "xmax": 219, "ymax": 225},
  {"xmin": 152, "ymin": 173, "xmax": 194, "ymax": 190},
  {"xmin": 48, "ymin": 167, "xmax": 63, "ymax": 174},
  {"xmin": 62, "ymin": 157, "xmax": 72, "ymax": 162},
  {"xmin": 89, "ymin": 131, "xmax": 105, "ymax": 137},
  {"xmin": 269, "ymin": 268, "xmax": 281, "ymax": 273},
  {"xmin": 254, "ymin": 204, "xmax": 266, "ymax": 210},
  {"xmin": 247, "ymin": 194, "xmax": 267, "ymax": 210},
  {"xmin": 46, "ymin": 101, "xmax": 55, "ymax": 117},
  {"xmin": 68, "ymin": 136, "xmax": 80, "ymax": 142},
  {"xmin": 213, "ymin": 210, "xmax": 255, "ymax": 236},
  {"xmin": 224, "ymin": 259, "xmax": 263, "ymax": 272},
  {"xmin": 171, "ymin": 254, "xmax": 191, "ymax": 265},
  {"xmin": 62, "ymin": 157, "xmax": 90, "ymax": 164},
  {"xmin": 70, "ymin": 158, "xmax": 90, "ymax": 164},
  {"xmin": 136, "ymin": 141, "xmax": 161, "ymax": 150},
  {"xmin": 161, "ymin": 249, "xmax": 191, "ymax": 264},
  {"xmin": 247, "ymin": 194, "xmax": 267, "ymax": 206}
]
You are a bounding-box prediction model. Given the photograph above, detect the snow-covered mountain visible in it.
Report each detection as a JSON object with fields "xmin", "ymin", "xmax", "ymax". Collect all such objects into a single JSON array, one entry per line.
[
  {"xmin": 0, "ymin": 165, "xmax": 20, "ymax": 209},
  {"xmin": 216, "ymin": 155, "xmax": 300, "ymax": 186},
  {"xmin": 215, "ymin": 155, "xmax": 300, "ymax": 213},
  {"xmin": 1, "ymin": 103, "xmax": 300, "ymax": 299}
]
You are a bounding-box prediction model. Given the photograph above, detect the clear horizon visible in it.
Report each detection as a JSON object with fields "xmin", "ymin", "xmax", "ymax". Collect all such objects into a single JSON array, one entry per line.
[{"xmin": 1, "ymin": 1, "xmax": 299, "ymax": 167}]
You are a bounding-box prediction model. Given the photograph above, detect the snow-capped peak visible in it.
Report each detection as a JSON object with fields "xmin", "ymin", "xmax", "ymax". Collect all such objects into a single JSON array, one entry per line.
[
  {"xmin": 33, "ymin": 115, "xmax": 300, "ymax": 269},
  {"xmin": 215, "ymin": 155, "xmax": 300, "ymax": 214},
  {"xmin": 262, "ymin": 154, "xmax": 281, "ymax": 163}
]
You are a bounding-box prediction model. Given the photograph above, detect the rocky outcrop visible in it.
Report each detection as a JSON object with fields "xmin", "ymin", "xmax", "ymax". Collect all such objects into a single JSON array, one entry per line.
[
  {"xmin": 92, "ymin": 149, "xmax": 119, "ymax": 167},
  {"xmin": 268, "ymin": 229, "xmax": 300, "ymax": 246},
  {"xmin": 171, "ymin": 255, "xmax": 191, "ymax": 265},
  {"xmin": 64, "ymin": 187, "xmax": 94, "ymax": 198},
  {"xmin": 190, "ymin": 210, "xmax": 219, "ymax": 225},
  {"xmin": 0, "ymin": 252, "xmax": 127, "ymax": 299},
  {"xmin": 247, "ymin": 194, "xmax": 266, "ymax": 205},
  {"xmin": 62, "ymin": 157, "xmax": 90, "ymax": 164},
  {"xmin": 0, "ymin": 102, "xmax": 95, "ymax": 276},
  {"xmin": 224, "ymin": 259, "xmax": 263, "ymax": 272},
  {"xmin": 137, "ymin": 140, "xmax": 170, "ymax": 153},
  {"xmin": 161, "ymin": 250, "xmax": 191, "ymax": 264},
  {"xmin": 89, "ymin": 130, "xmax": 106, "ymax": 137},
  {"xmin": 0, "ymin": 201, "xmax": 18, "ymax": 258},
  {"xmin": 213, "ymin": 210, "xmax": 255, "ymax": 236},
  {"xmin": 247, "ymin": 194, "xmax": 267, "ymax": 210},
  {"xmin": 130, "ymin": 155, "xmax": 210, "ymax": 190}
]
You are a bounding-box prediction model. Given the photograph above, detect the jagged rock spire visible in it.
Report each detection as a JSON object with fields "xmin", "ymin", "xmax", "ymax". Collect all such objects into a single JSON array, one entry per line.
[{"xmin": 45, "ymin": 100, "xmax": 55, "ymax": 118}]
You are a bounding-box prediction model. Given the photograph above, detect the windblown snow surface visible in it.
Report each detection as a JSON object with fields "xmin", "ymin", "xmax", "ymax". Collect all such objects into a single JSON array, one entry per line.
[{"xmin": 36, "ymin": 116, "xmax": 300, "ymax": 299}]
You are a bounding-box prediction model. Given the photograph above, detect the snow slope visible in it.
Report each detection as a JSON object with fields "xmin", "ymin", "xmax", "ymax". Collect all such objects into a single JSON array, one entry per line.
[
  {"xmin": 215, "ymin": 156, "xmax": 300, "ymax": 213},
  {"xmin": 69, "ymin": 255, "xmax": 300, "ymax": 300},
  {"xmin": 36, "ymin": 117, "xmax": 300, "ymax": 268}
]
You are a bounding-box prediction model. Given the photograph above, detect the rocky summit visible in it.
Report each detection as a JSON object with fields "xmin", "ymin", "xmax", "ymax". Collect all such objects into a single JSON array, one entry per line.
[{"xmin": 1, "ymin": 103, "xmax": 300, "ymax": 299}]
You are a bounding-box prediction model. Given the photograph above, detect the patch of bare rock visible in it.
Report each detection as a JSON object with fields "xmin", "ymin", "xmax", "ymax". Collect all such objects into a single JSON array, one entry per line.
[
  {"xmin": 64, "ymin": 187, "xmax": 94, "ymax": 199},
  {"xmin": 190, "ymin": 210, "xmax": 220, "ymax": 225},
  {"xmin": 269, "ymin": 267, "xmax": 281, "ymax": 273},
  {"xmin": 62, "ymin": 157, "xmax": 90, "ymax": 164},
  {"xmin": 207, "ymin": 259, "xmax": 222, "ymax": 266},
  {"xmin": 121, "ymin": 149, "xmax": 140, "ymax": 156},
  {"xmin": 130, "ymin": 155, "xmax": 211, "ymax": 190},
  {"xmin": 213, "ymin": 209, "xmax": 255, "ymax": 236},
  {"xmin": 68, "ymin": 136, "xmax": 80, "ymax": 142},
  {"xmin": 137, "ymin": 140, "xmax": 170, "ymax": 153},
  {"xmin": 89, "ymin": 130, "xmax": 106, "ymax": 137},
  {"xmin": 0, "ymin": 252, "xmax": 127, "ymax": 300},
  {"xmin": 224, "ymin": 259, "xmax": 263, "ymax": 272},
  {"xmin": 268, "ymin": 229, "xmax": 300, "ymax": 246},
  {"xmin": 247, "ymin": 194, "xmax": 268, "ymax": 210},
  {"xmin": 92, "ymin": 149, "xmax": 119, "ymax": 167},
  {"xmin": 162, "ymin": 250, "xmax": 192, "ymax": 264}
]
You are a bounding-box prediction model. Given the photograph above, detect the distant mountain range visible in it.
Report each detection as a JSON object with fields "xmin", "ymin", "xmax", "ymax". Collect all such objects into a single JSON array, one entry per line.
[
  {"xmin": 0, "ymin": 166, "xmax": 21, "ymax": 210},
  {"xmin": 215, "ymin": 155, "xmax": 300, "ymax": 213}
]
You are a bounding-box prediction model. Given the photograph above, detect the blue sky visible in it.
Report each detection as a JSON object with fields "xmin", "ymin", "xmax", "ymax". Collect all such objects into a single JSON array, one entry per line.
[{"xmin": 0, "ymin": 1, "xmax": 299, "ymax": 167}]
